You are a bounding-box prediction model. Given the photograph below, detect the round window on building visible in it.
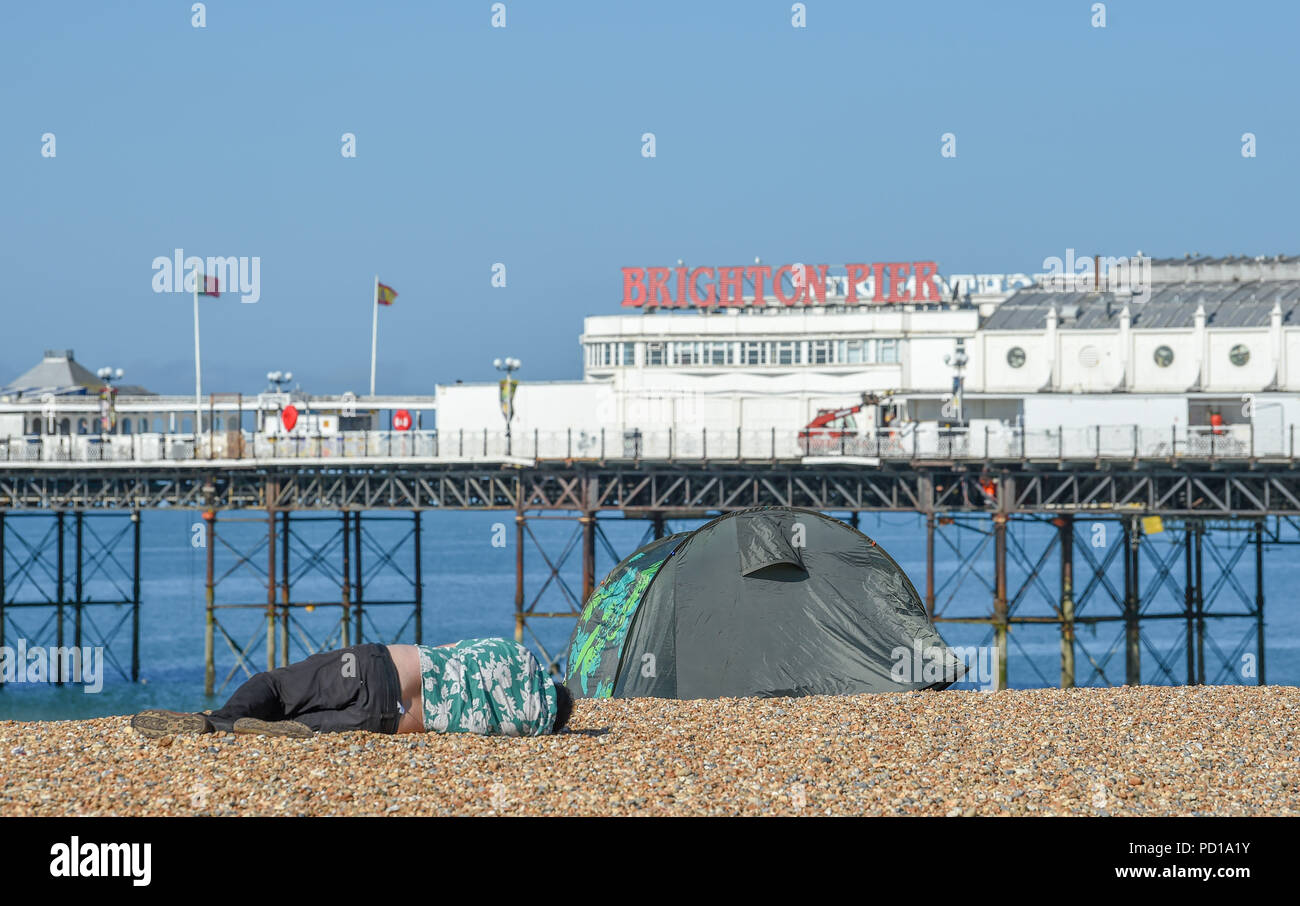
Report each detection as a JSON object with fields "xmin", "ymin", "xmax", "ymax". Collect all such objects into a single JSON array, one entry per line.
[
  {"xmin": 1153, "ymin": 345, "xmax": 1174, "ymax": 368},
  {"xmin": 1006, "ymin": 347, "xmax": 1026, "ymax": 368},
  {"xmin": 1229, "ymin": 344, "xmax": 1250, "ymax": 367}
]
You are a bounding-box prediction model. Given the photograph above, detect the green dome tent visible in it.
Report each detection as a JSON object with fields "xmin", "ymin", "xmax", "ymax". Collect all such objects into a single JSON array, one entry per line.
[{"xmin": 564, "ymin": 506, "xmax": 965, "ymax": 699}]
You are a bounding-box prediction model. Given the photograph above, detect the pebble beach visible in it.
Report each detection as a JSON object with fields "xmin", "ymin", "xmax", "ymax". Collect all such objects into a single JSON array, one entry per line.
[{"xmin": 1, "ymin": 685, "xmax": 1296, "ymax": 817}]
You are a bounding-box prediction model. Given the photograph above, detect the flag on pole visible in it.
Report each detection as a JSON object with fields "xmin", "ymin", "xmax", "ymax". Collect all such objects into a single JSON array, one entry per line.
[
  {"xmin": 499, "ymin": 377, "xmax": 518, "ymax": 420},
  {"xmin": 201, "ymin": 274, "xmax": 220, "ymax": 297},
  {"xmin": 376, "ymin": 282, "xmax": 398, "ymax": 306}
]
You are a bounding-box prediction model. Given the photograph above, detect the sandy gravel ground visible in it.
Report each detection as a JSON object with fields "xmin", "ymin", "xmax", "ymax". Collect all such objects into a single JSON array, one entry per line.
[{"xmin": 1, "ymin": 686, "xmax": 1296, "ymax": 816}]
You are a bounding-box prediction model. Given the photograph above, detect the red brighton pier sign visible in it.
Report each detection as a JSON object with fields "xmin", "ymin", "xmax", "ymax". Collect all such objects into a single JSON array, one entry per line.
[{"xmin": 620, "ymin": 261, "xmax": 942, "ymax": 308}]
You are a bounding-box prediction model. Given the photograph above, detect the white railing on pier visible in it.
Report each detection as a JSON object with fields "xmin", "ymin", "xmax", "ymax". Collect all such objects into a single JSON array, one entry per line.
[{"xmin": 0, "ymin": 423, "xmax": 1283, "ymax": 464}]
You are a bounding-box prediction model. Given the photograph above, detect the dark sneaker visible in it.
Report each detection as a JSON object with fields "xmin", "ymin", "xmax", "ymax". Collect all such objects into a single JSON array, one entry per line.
[
  {"xmin": 131, "ymin": 710, "xmax": 212, "ymax": 739},
  {"xmin": 232, "ymin": 717, "xmax": 313, "ymax": 739}
]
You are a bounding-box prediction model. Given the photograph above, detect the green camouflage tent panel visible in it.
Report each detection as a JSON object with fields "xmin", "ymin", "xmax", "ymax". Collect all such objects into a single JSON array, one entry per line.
[{"xmin": 564, "ymin": 506, "xmax": 964, "ymax": 699}]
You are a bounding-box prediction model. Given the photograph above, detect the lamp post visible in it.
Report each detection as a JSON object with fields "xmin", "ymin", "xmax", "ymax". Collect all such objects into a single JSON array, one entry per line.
[
  {"xmin": 943, "ymin": 340, "xmax": 968, "ymax": 427},
  {"xmin": 494, "ymin": 357, "xmax": 521, "ymax": 455},
  {"xmin": 266, "ymin": 370, "xmax": 293, "ymax": 439},
  {"xmin": 96, "ymin": 367, "xmax": 123, "ymax": 443}
]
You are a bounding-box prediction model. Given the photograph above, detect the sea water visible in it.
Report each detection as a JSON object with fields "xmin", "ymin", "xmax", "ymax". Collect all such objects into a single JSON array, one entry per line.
[{"xmin": 1, "ymin": 510, "xmax": 1295, "ymax": 720}]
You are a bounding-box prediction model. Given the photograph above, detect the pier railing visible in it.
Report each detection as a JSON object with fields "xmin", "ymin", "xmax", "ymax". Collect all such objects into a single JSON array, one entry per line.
[{"xmin": 0, "ymin": 422, "xmax": 1283, "ymax": 463}]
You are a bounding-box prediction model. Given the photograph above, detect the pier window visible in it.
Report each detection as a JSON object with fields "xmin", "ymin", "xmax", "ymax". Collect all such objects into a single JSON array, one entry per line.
[
  {"xmin": 878, "ymin": 339, "xmax": 899, "ymax": 364},
  {"xmin": 1229, "ymin": 344, "xmax": 1250, "ymax": 367},
  {"xmin": 835, "ymin": 339, "xmax": 868, "ymax": 364},
  {"xmin": 811, "ymin": 340, "xmax": 832, "ymax": 364},
  {"xmin": 742, "ymin": 342, "xmax": 766, "ymax": 365},
  {"xmin": 775, "ymin": 341, "xmax": 798, "ymax": 365},
  {"xmin": 706, "ymin": 342, "xmax": 730, "ymax": 365},
  {"xmin": 646, "ymin": 342, "xmax": 665, "ymax": 366}
]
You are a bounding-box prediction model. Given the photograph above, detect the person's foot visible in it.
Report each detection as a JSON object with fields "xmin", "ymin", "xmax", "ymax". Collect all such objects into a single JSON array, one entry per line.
[
  {"xmin": 232, "ymin": 717, "xmax": 313, "ymax": 739},
  {"xmin": 131, "ymin": 710, "xmax": 212, "ymax": 739}
]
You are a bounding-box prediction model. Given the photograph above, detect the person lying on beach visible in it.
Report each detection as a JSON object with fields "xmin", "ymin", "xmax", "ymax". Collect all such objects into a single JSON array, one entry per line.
[{"xmin": 131, "ymin": 638, "xmax": 573, "ymax": 739}]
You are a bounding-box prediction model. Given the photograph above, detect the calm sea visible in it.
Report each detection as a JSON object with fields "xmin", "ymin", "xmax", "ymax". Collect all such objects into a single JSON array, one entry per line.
[{"xmin": 1, "ymin": 510, "xmax": 1295, "ymax": 720}]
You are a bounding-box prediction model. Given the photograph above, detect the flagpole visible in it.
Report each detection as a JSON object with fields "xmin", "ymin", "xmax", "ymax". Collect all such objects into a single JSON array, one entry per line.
[
  {"xmin": 370, "ymin": 274, "xmax": 379, "ymax": 397},
  {"xmin": 194, "ymin": 274, "xmax": 202, "ymax": 455}
]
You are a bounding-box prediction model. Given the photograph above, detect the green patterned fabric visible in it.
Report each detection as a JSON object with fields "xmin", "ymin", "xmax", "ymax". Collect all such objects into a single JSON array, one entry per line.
[
  {"xmin": 564, "ymin": 534, "xmax": 681, "ymax": 698},
  {"xmin": 417, "ymin": 638, "xmax": 557, "ymax": 736}
]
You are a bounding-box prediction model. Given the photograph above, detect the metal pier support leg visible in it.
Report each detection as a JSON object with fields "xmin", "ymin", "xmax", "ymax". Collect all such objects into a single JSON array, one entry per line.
[
  {"xmin": 266, "ymin": 498, "xmax": 277, "ymax": 673},
  {"xmin": 993, "ymin": 513, "xmax": 1008, "ymax": 691},
  {"xmin": 74, "ymin": 510, "xmax": 83, "ymax": 658},
  {"xmin": 1194, "ymin": 521, "xmax": 1205, "ymax": 685},
  {"xmin": 0, "ymin": 512, "xmax": 6, "ymax": 689},
  {"xmin": 204, "ymin": 509, "xmax": 216, "ymax": 696},
  {"xmin": 413, "ymin": 509, "xmax": 423, "ymax": 644},
  {"xmin": 353, "ymin": 511, "xmax": 364, "ymax": 644},
  {"xmin": 131, "ymin": 510, "xmax": 141, "ymax": 682},
  {"xmin": 56, "ymin": 511, "xmax": 65, "ymax": 685},
  {"xmin": 1059, "ymin": 515, "xmax": 1075, "ymax": 689},
  {"xmin": 1124, "ymin": 517, "xmax": 1141, "ymax": 685},
  {"xmin": 1184, "ymin": 521, "xmax": 1195, "ymax": 684},
  {"xmin": 581, "ymin": 511, "xmax": 597, "ymax": 604},
  {"xmin": 651, "ymin": 511, "xmax": 665, "ymax": 541},
  {"xmin": 924, "ymin": 512, "xmax": 936, "ymax": 620},
  {"xmin": 340, "ymin": 511, "xmax": 351, "ymax": 647},
  {"xmin": 280, "ymin": 510, "xmax": 290, "ymax": 667},
  {"xmin": 1254, "ymin": 520, "xmax": 1266, "ymax": 685},
  {"xmin": 514, "ymin": 509, "xmax": 525, "ymax": 643}
]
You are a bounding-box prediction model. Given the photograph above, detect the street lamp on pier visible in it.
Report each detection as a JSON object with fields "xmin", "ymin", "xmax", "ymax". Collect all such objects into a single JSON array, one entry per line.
[
  {"xmin": 494, "ymin": 357, "xmax": 521, "ymax": 455},
  {"xmin": 943, "ymin": 341, "xmax": 969, "ymax": 427},
  {"xmin": 96, "ymin": 366, "xmax": 123, "ymax": 438}
]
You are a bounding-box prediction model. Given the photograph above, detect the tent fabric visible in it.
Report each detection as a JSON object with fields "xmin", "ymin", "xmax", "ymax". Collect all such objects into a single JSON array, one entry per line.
[
  {"xmin": 564, "ymin": 533, "xmax": 687, "ymax": 698},
  {"xmin": 736, "ymin": 509, "xmax": 805, "ymax": 576},
  {"xmin": 564, "ymin": 506, "xmax": 964, "ymax": 700}
]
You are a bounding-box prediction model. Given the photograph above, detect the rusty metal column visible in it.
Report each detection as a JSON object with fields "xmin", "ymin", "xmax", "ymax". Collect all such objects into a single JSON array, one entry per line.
[
  {"xmin": 340, "ymin": 511, "xmax": 351, "ymax": 647},
  {"xmin": 993, "ymin": 512, "xmax": 1008, "ymax": 691},
  {"xmin": 413, "ymin": 509, "xmax": 423, "ymax": 644},
  {"xmin": 1184, "ymin": 520, "xmax": 1195, "ymax": 684},
  {"xmin": 514, "ymin": 508, "xmax": 525, "ymax": 643},
  {"xmin": 131, "ymin": 510, "xmax": 141, "ymax": 682},
  {"xmin": 266, "ymin": 487, "xmax": 277, "ymax": 672},
  {"xmin": 204, "ymin": 508, "xmax": 216, "ymax": 695},
  {"xmin": 74, "ymin": 510, "xmax": 83, "ymax": 656},
  {"xmin": 1254, "ymin": 520, "xmax": 1266, "ymax": 685},
  {"xmin": 0, "ymin": 512, "xmax": 6, "ymax": 688},
  {"xmin": 651, "ymin": 511, "xmax": 665, "ymax": 540},
  {"xmin": 1059, "ymin": 515, "xmax": 1075, "ymax": 688},
  {"xmin": 0, "ymin": 509, "xmax": 5, "ymax": 686},
  {"xmin": 925, "ymin": 513, "xmax": 936, "ymax": 620},
  {"xmin": 56, "ymin": 510, "xmax": 65, "ymax": 685},
  {"xmin": 1124, "ymin": 517, "xmax": 1141, "ymax": 685},
  {"xmin": 581, "ymin": 511, "xmax": 597, "ymax": 604},
  {"xmin": 1194, "ymin": 521, "xmax": 1205, "ymax": 685},
  {"xmin": 353, "ymin": 511, "xmax": 364, "ymax": 644},
  {"xmin": 280, "ymin": 510, "xmax": 290, "ymax": 667}
]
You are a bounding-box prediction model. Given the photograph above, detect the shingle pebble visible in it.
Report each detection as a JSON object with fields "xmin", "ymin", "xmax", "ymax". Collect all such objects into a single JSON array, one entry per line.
[{"xmin": 0, "ymin": 686, "xmax": 1296, "ymax": 816}]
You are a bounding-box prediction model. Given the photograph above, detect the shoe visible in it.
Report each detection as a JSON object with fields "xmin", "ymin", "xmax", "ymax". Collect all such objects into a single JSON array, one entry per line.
[
  {"xmin": 232, "ymin": 717, "xmax": 313, "ymax": 739},
  {"xmin": 131, "ymin": 710, "xmax": 212, "ymax": 739}
]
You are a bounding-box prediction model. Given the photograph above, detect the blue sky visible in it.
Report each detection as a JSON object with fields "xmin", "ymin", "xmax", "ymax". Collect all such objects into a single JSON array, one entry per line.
[{"xmin": 2, "ymin": 1, "xmax": 1297, "ymax": 395}]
